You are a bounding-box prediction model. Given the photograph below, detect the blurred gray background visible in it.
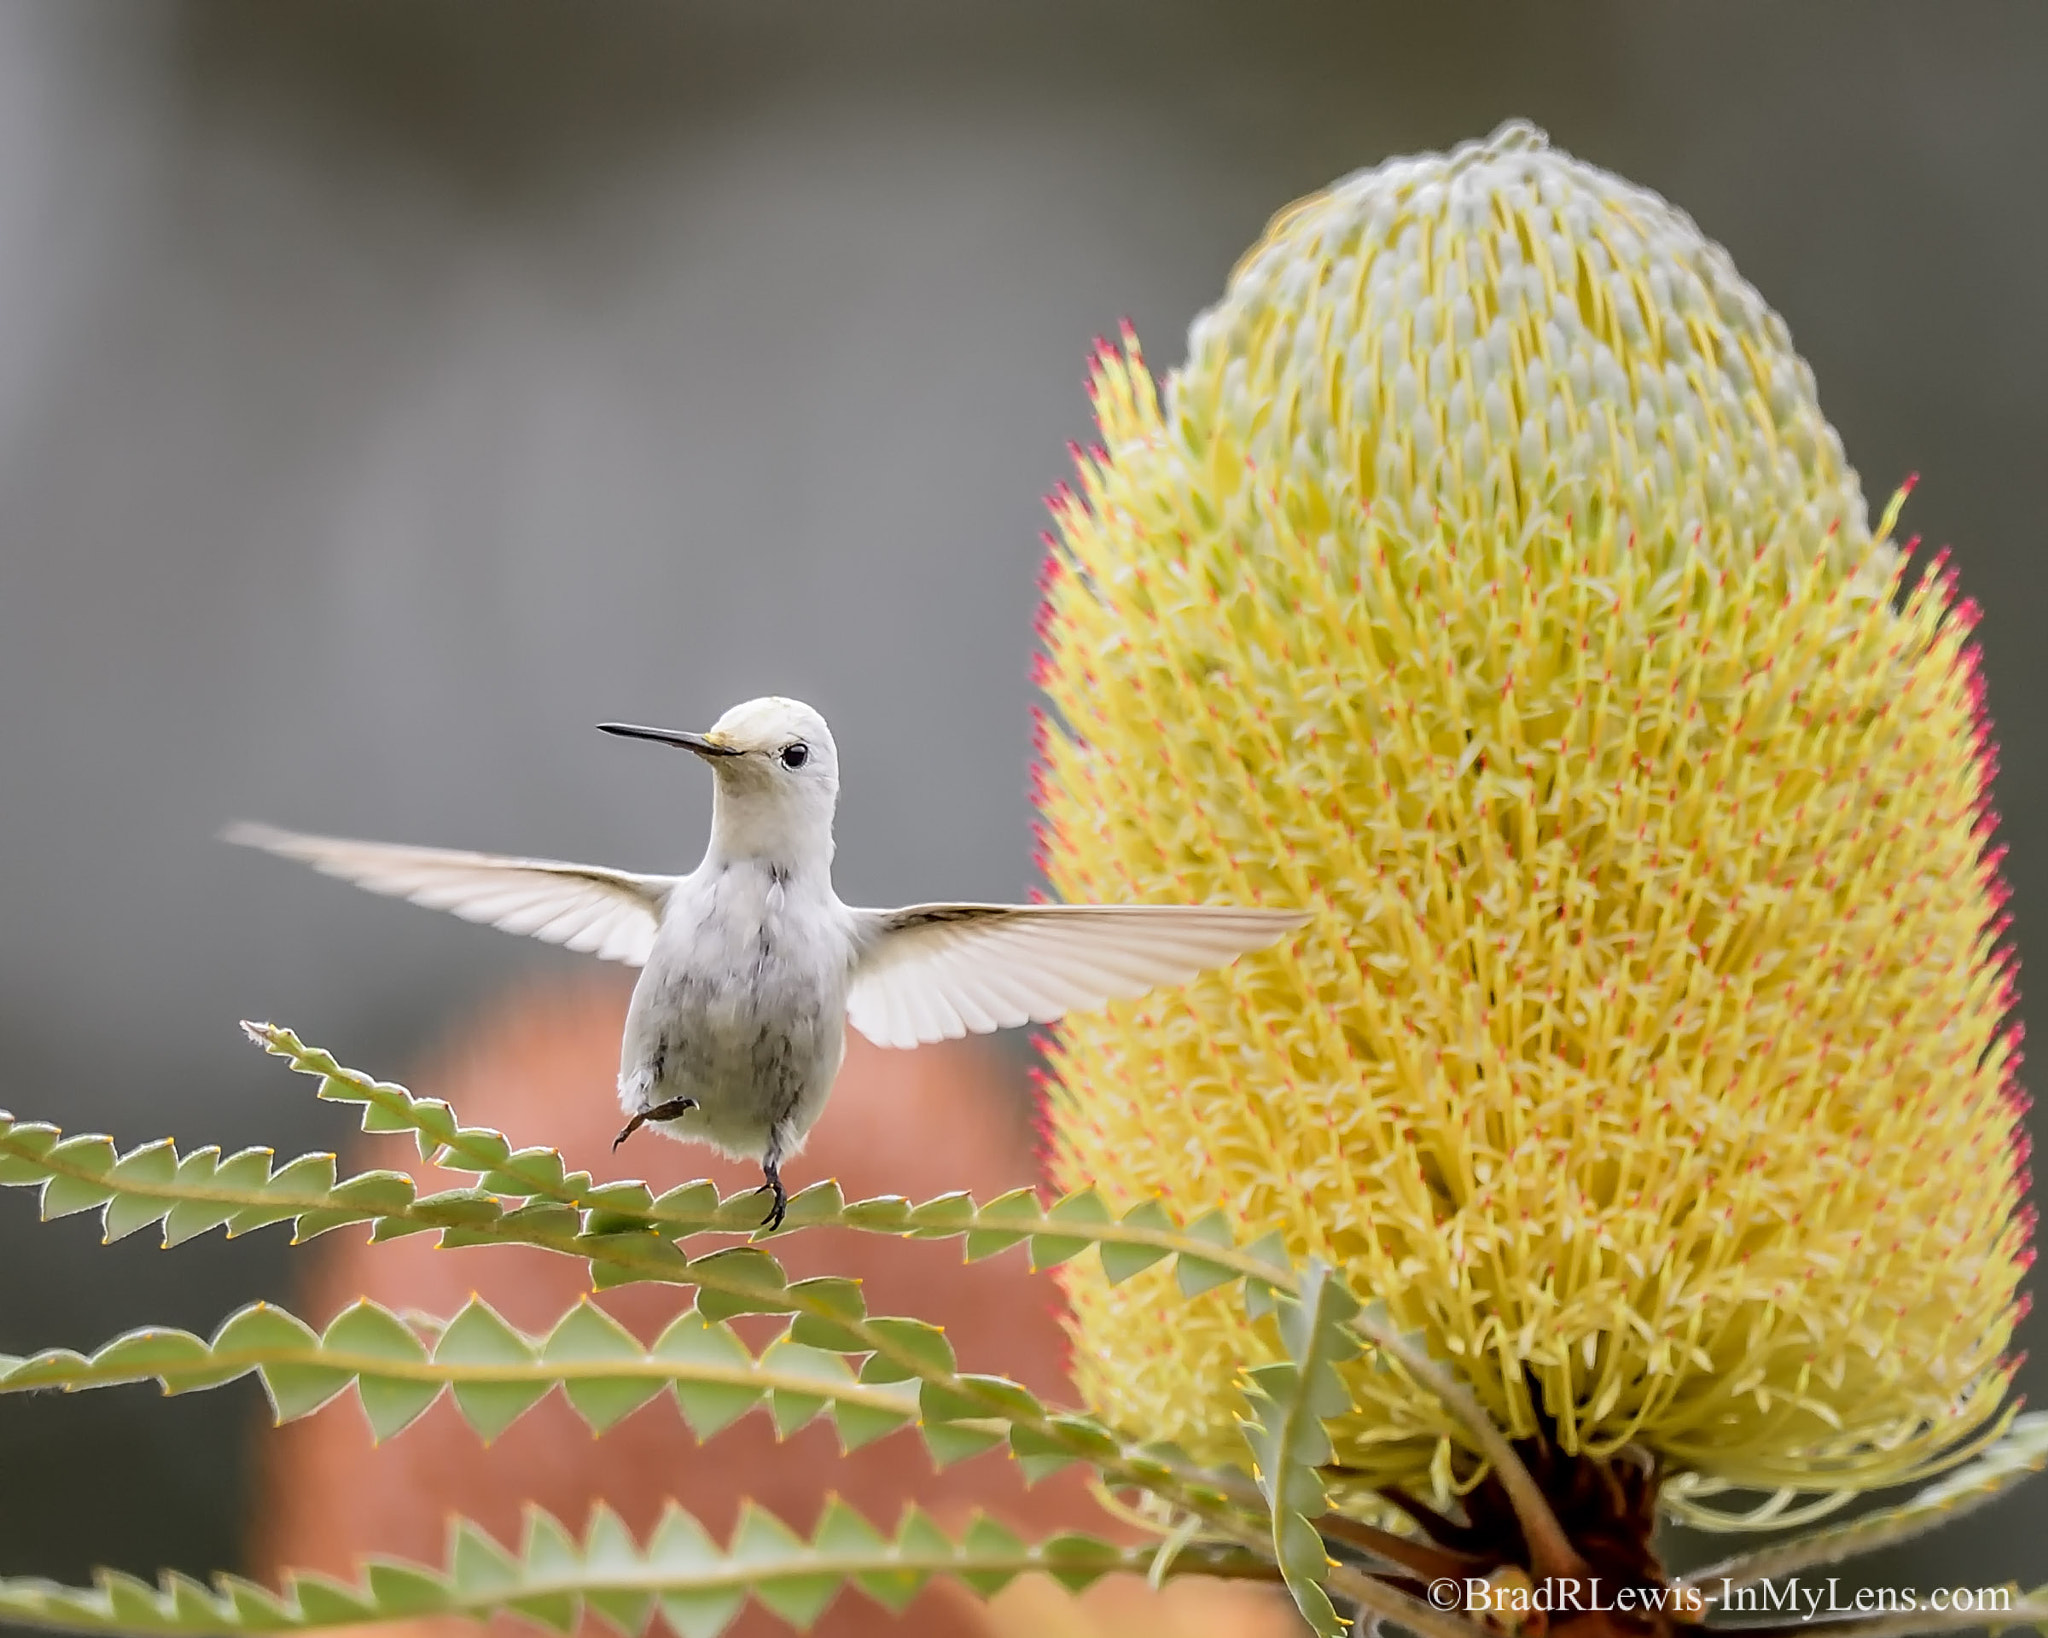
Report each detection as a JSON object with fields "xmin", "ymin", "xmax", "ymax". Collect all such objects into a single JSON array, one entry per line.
[{"xmin": 2, "ymin": 0, "xmax": 2044, "ymax": 1609}]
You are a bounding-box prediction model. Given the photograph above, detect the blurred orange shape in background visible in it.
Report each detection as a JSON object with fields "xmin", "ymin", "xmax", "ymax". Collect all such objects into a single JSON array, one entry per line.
[{"xmin": 252, "ymin": 978, "xmax": 1293, "ymax": 1638}]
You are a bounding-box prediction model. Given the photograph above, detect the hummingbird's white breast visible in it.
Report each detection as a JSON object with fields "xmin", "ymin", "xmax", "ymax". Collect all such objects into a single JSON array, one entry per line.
[{"xmin": 618, "ymin": 856, "xmax": 853, "ymax": 1163}]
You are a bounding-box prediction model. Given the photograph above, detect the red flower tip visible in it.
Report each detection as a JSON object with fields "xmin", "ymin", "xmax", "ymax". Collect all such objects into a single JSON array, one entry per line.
[{"xmin": 1902, "ymin": 471, "xmax": 1921, "ymax": 496}]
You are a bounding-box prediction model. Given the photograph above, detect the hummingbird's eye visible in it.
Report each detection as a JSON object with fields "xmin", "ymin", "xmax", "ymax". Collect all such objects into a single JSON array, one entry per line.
[{"xmin": 780, "ymin": 742, "xmax": 810, "ymax": 770}]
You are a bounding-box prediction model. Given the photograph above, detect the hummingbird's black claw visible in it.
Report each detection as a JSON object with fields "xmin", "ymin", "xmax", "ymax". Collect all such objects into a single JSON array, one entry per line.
[
  {"xmin": 755, "ymin": 1159, "xmax": 787, "ymax": 1233},
  {"xmin": 611, "ymin": 1097, "xmax": 698, "ymax": 1152}
]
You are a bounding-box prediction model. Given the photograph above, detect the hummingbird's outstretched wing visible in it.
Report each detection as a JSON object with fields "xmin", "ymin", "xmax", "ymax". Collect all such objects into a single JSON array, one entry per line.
[
  {"xmin": 224, "ymin": 822, "xmax": 674, "ymax": 965},
  {"xmin": 844, "ymin": 903, "xmax": 1311, "ymax": 1049}
]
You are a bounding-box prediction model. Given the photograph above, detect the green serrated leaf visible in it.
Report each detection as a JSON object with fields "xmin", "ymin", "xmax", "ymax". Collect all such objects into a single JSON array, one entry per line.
[
  {"xmin": 321, "ymin": 1300, "xmax": 427, "ymax": 1363},
  {"xmin": 541, "ymin": 1300, "xmax": 661, "ymax": 1431},
  {"xmin": 922, "ymin": 1373, "xmax": 1041, "ymax": 1424},
  {"xmin": 690, "ymin": 1246, "xmax": 790, "ymax": 1321},
  {"xmin": 99, "ymin": 1571, "xmax": 167, "ymax": 1627},
  {"xmin": 647, "ymin": 1178, "xmax": 720, "ymax": 1220},
  {"xmin": 0, "ymin": 1348, "xmax": 89, "ymax": 1391},
  {"xmin": 41, "ymin": 1136, "xmax": 118, "ymax": 1218},
  {"xmin": 650, "ymin": 1506, "xmax": 741, "ymax": 1638},
  {"xmin": 89, "ymin": 1328, "xmax": 215, "ymax": 1384},
  {"xmin": 580, "ymin": 1178, "xmax": 654, "ymax": 1211},
  {"xmin": 1096, "ymin": 1197, "xmax": 1176, "ymax": 1284},
  {"xmin": 356, "ymin": 1372, "xmax": 444, "ymax": 1442},
  {"xmin": 829, "ymin": 1384, "xmax": 919, "ymax": 1453},
  {"xmin": 521, "ymin": 1508, "xmax": 582, "ymax": 1580},
  {"xmin": 1174, "ymin": 1254, "xmax": 1239, "ymax": 1298},
  {"xmin": 812, "ymin": 1497, "xmax": 885, "ymax": 1557},
  {"xmin": 434, "ymin": 1299, "xmax": 532, "ymax": 1366},
  {"xmin": 581, "ymin": 1506, "xmax": 655, "ymax": 1638},
  {"xmin": 771, "ymin": 1178, "xmax": 845, "ymax": 1230},
  {"xmin": 289, "ymin": 1207, "xmax": 375, "ymax": 1242},
  {"xmin": 164, "ymin": 1570, "xmax": 226, "ymax": 1627},
  {"xmin": 448, "ymin": 1127, "xmax": 514, "ymax": 1170},
  {"xmin": 1039, "ymin": 1530, "xmax": 1126, "ymax": 1592},
  {"xmin": 1242, "ymin": 1258, "xmax": 1359, "ymax": 1638},
  {"xmin": 905, "ymin": 1191, "xmax": 977, "ymax": 1236},
  {"xmin": 1008, "ymin": 1423, "xmax": 1080, "ymax": 1483},
  {"xmin": 838, "ymin": 1194, "xmax": 910, "ymax": 1231},
  {"xmin": 449, "ymin": 1519, "xmax": 520, "ymax": 1598},
  {"xmin": 855, "ymin": 1508, "xmax": 946, "ymax": 1611},
  {"xmin": 409, "ymin": 1188, "xmax": 503, "ymax": 1228},
  {"xmin": 921, "ymin": 1420, "xmax": 1006, "ymax": 1466},
  {"xmin": 971, "ymin": 1185, "xmax": 1041, "ymax": 1226},
  {"xmin": 1030, "ymin": 1188, "xmax": 1111, "ymax": 1268},
  {"xmin": 955, "ymin": 1515, "xmax": 1026, "ymax": 1595},
  {"xmin": 434, "ymin": 1299, "xmax": 546, "ymax": 1441},
  {"xmin": 211, "ymin": 1573, "xmax": 289, "ymax": 1630},
  {"xmin": 584, "ymin": 1230, "xmax": 691, "ymax": 1289},
  {"xmin": 362, "ymin": 1560, "xmax": 446, "ymax": 1617},
  {"xmin": 730, "ymin": 1504, "xmax": 840, "ymax": 1628},
  {"xmin": 961, "ymin": 1225, "xmax": 1030, "ymax": 1260},
  {"xmin": 759, "ymin": 1339, "xmax": 851, "ymax": 1437},
  {"xmin": 161, "ymin": 1194, "xmax": 240, "ymax": 1249},
  {"xmin": 212, "ymin": 1303, "xmax": 318, "ymax": 1357},
  {"xmin": 265, "ymin": 1151, "xmax": 338, "ymax": 1199},
  {"xmin": 506, "ymin": 1590, "xmax": 582, "ymax": 1634},
  {"xmin": 447, "ymin": 1376, "xmax": 550, "ymax": 1443},
  {"xmin": 396, "ymin": 1102, "xmax": 455, "ymax": 1160},
  {"xmin": 101, "ymin": 1190, "xmax": 176, "ymax": 1245},
  {"xmin": 654, "ymin": 1314, "xmax": 761, "ymax": 1439},
  {"xmin": 288, "ymin": 1571, "xmax": 377, "ymax": 1625},
  {"xmin": 208, "ymin": 1303, "xmax": 352, "ymax": 1422},
  {"xmin": 855, "ymin": 1316, "xmax": 955, "ymax": 1384},
  {"xmin": 328, "ymin": 1171, "xmax": 418, "ymax": 1214},
  {"xmin": 478, "ymin": 1145, "xmax": 569, "ymax": 1198},
  {"xmin": 656, "ymin": 1587, "xmax": 744, "ymax": 1638},
  {"xmin": 259, "ymin": 1359, "xmax": 355, "ymax": 1423},
  {"xmin": 108, "ymin": 1139, "xmax": 179, "ymax": 1189}
]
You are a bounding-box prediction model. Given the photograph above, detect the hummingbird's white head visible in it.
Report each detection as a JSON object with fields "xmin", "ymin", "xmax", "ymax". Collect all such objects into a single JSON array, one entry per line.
[{"xmin": 599, "ymin": 696, "xmax": 839, "ymax": 872}]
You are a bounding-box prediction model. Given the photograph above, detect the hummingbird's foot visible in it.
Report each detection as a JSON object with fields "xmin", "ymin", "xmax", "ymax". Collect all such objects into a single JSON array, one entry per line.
[
  {"xmin": 611, "ymin": 1097, "xmax": 699, "ymax": 1151},
  {"xmin": 754, "ymin": 1159, "xmax": 787, "ymax": 1233}
]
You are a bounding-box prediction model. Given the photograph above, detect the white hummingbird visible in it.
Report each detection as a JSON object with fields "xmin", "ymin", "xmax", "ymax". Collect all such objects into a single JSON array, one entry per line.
[{"xmin": 227, "ymin": 696, "xmax": 1309, "ymax": 1228}]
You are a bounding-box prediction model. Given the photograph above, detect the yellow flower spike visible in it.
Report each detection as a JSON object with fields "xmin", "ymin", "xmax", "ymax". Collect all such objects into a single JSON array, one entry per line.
[{"xmin": 1032, "ymin": 122, "xmax": 2030, "ymax": 1522}]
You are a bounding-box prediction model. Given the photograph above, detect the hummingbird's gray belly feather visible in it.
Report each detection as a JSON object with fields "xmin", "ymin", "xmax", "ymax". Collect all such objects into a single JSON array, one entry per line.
[{"xmin": 617, "ymin": 860, "xmax": 850, "ymax": 1162}]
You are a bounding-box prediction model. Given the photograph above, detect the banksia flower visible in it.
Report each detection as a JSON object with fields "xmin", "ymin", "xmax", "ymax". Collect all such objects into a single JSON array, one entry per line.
[{"xmin": 1033, "ymin": 122, "xmax": 2029, "ymax": 1523}]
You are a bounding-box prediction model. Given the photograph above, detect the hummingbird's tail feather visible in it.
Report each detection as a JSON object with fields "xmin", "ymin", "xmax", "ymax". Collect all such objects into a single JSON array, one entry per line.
[
  {"xmin": 844, "ymin": 901, "xmax": 1312, "ymax": 1049},
  {"xmin": 222, "ymin": 821, "xmax": 675, "ymax": 965}
]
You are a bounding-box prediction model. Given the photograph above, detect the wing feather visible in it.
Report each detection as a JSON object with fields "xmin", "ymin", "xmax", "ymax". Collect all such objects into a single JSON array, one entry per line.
[
  {"xmin": 224, "ymin": 821, "xmax": 673, "ymax": 967},
  {"xmin": 845, "ymin": 903, "xmax": 1311, "ymax": 1050}
]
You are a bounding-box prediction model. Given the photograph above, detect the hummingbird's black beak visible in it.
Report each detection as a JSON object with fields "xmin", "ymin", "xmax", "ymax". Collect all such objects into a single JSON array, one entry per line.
[{"xmin": 598, "ymin": 723, "xmax": 743, "ymax": 758}]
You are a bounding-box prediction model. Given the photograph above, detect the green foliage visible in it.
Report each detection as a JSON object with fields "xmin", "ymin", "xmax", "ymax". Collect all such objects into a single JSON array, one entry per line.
[
  {"xmin": 1679, "ymin": 1413, "xmax": 2048, "ymax": 1593},
  {"xmin": 2, "ymin": 1029, "xmax": 2041, "ymax": 1638},
  {"xmin": 0, "ymin": 1500, "xmax": 1270, "ymax": 1636},
  {"xmin": 1238, "ymin": 1260, "xmax": 1358, "ymax": 1638},
  {"xmin": 0, "ymin": 1296, "xmax": 923, "ymax": 1447}
]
